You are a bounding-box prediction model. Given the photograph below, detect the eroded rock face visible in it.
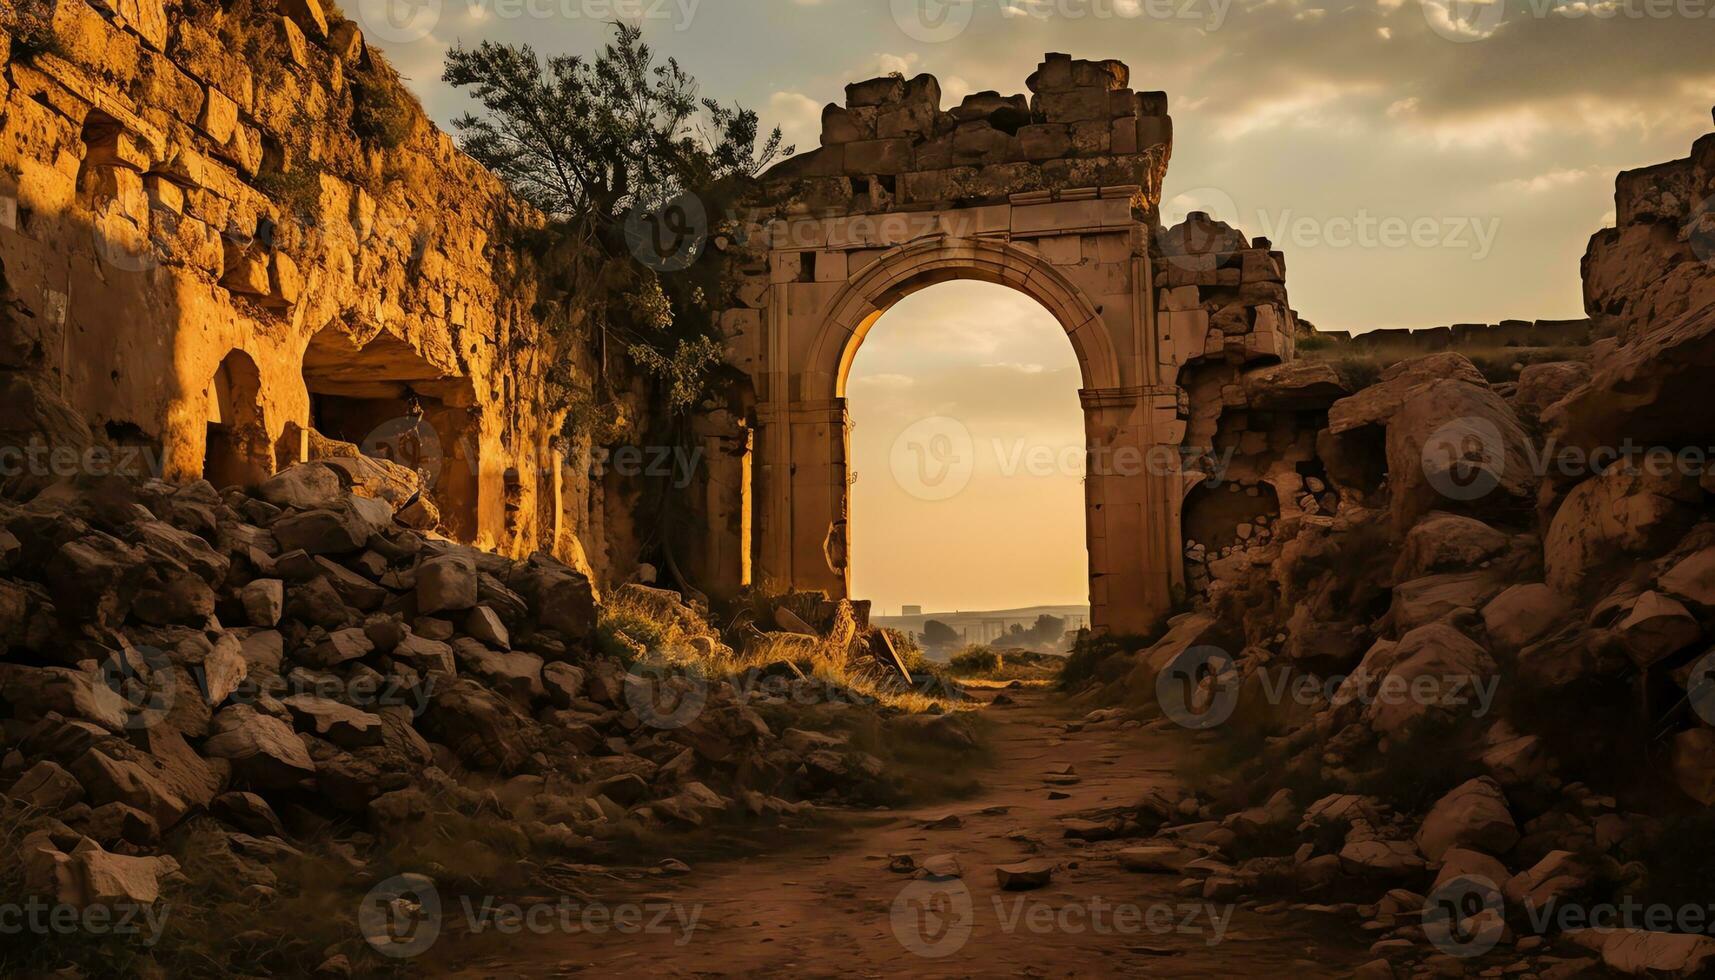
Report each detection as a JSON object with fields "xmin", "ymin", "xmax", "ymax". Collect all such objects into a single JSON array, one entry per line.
[{"xmin": 1544, "ymin": 464, "xmax": 1702, "ymax": 599}]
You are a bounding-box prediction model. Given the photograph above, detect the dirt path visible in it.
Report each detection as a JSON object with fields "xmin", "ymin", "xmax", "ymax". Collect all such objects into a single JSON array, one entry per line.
[{"xmin": 430, "ymin": 690, "xmax": 1375, "ymax": 978}]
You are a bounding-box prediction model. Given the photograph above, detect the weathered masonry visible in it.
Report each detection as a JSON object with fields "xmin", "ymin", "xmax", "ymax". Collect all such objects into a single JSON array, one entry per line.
[{"xmin": 710, "ymin": 55, "xmax": 1303, "ymax": 634}]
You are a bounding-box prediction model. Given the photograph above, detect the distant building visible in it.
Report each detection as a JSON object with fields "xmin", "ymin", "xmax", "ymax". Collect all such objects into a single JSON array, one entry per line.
[{"xmin": 901, "ymin": 605, "xmax": 922, "ymax": 617}]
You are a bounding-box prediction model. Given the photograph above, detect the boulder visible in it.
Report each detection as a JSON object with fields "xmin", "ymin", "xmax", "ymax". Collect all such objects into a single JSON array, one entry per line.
[
  {"xmin": 1671, "ymin": 728, "xmax": 1715, "ymax": 806},
  {"xmin": 511, "ymin": 554, "xmax": 599, "ymax": 638},
  {"xmin": 202, "ymin": 704, "xmax": 317, "ymax": 789},
  {"xmin": 71, "ymin": 750, "xmax": 190, "ymax": 830},
  {"xmin": 1660, "ymin": 547, "xmax": 1715, "ymax": 609},
  {"xmin": 1481, "ymin": 584, "xmax": 1570, "ymax": 652},
  {"xmin": 1337, "ymin": 839, "xmax": 1426, "ymax": 878},
  {"xmin": 271, "ymin": 507, "xmax": 368, "ymax": 555},
  {"xmin": 417, "ymin": 554, "xmax": 478, "ymax": 614},
  {"xmin": 1545, "ymin": 464, "xmax": 1701, "ymax": 598},
  {"xmin": 1328, "ymin": 353, "xmax": 1490, "ymax": 433},
  {"xmin": 1388, "ymin": 571, "xmax": 1507, "ymax": 633},
  {"xmin": 1240, "ymin": 360, "xmax": 1350, "ymax": 410},
  {"xmin": 450, "ymin": 640, "xmax": 544, "ymax": 705},
  {"xmin": 995, "ymin": 859, "xmax": 1056, "ymax": 890},
  {"xmin": 1504, "ymin": 850, "xmax": 1589, "ymax": 913},
  {"xmin": 1364, "ymin": 624, "xmax": 1496, "ymax": 740},
  {"xmin": 9, "ymin": 759, "xmax": 84, "ymax": 810},
  {"xmin": 1431, "ymin": 846, "xmax": 1508, "ymax": 894},
  {"xmin": 1386, "ymin": 380, "xmax": 1538, "ymax": 531},
  {"xmin": 417, "ymin": 678, "xmax": 532, "ymax": 773},
  {"xmin": 0, "ymin": 664, "xmax": 132, "ymax": 732},
  {"xmin": 1615, "ymin": 591, "xmax": 1701, "ymax": 668},
  {"xmin": 1512, "ymin": 361, "xmax": 1591, "ymax": 425},
  {"xmin": 1415, "ymin": 778, "xmax": 1518, "ymax": 862},
  {"xmin": 1394, "ymin": 513, "xmax": 1511, "ymax": 580},
  {"xmin": 465, "ymin": 606, "xmax": 511, "ymax": 650},
  {"xmin": 282, "ymin": 695, "xmax": 385, "ymax": 749},
  {"xmin": 1568, "ymin": 927, "xmax": 1715, "ymax": 978},
  {"xmin": 258, "ymin": 464, "xmax": 343, "ymax": 511},
  {"xmin": 71, "ymin": 839, "xmax": 180, "ymax": 906},
  {"xmin": 241, "ymin": 578, "xmax": 285, "ymax": 626}
]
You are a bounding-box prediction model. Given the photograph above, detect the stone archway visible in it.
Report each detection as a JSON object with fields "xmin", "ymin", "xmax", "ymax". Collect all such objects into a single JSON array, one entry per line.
[
  {"xmin": 710, "ymin": 54, "xmax": 1300, "ymax": 634},
  {"xmin": 203, "ymin": 350, "xmax": 271, "ymax": 489},
  {"xmin": 298, "ymin": 324, "xmax": 483, "ymax": 541}
]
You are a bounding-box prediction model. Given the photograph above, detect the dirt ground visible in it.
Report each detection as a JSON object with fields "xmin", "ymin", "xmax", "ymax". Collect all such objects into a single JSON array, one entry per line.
[{"xmin": 424, "ymin": 690, "xmax": 1378, "ymax": 978}]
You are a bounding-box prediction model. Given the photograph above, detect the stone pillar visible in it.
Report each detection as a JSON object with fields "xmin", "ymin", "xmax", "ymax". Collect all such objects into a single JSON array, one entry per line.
[
  {"xmin": 754, "ymin": 399, "xmax": 850, "ymax": 598},
  {"xmin": 1081, "ymin": 385, "xmax": 1183, "ymax": 635}
]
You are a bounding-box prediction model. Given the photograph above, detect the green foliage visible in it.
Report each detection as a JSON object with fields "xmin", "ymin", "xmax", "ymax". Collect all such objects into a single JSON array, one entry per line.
[
  {"xmin": 1059, "ymin": 628, "xmax": 1160, "ymax": 691},
  {"xmin": 443, "ymin": 22, "xmax": 793, "ymax": 428},
  {"xmin": 949, "ymin": 645, "xmax": 1004, "ymax": 675}
]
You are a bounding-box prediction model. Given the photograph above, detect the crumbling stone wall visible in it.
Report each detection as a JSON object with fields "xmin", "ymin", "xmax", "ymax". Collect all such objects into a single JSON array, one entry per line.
[{"xmin": 0, "ymin": 1, "xmax": 634, "ymax": 578}]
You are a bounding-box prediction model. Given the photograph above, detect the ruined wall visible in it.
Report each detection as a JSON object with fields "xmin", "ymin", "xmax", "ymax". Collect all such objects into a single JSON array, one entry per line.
[{"xmin": 0, "ymin": 1, "xmax": 635, "ymax": 580}]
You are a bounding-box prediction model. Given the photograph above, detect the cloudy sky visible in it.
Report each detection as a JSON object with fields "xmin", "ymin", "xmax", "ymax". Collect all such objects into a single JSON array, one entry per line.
[{"xmin": 351, "ymin": 0, "xmax": 1714, "ymax": 613}]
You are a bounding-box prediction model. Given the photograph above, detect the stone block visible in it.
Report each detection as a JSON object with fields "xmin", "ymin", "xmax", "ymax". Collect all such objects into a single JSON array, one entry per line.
[
  {"xmin": 843, "ymin": 138, "xmax": 912, "ymax": 175},
  {"xmin": 199, "ymin": 85, "xmax": 238, "ymax": 144},
  {"xmin": 1070, "ymin": 120, "xmax": 1110, "ymax": 155},
  {"xmin": 820, "ymin": 104, "xmax": 873, "ymax": 145},
  {"xmin": 950, "ymin": 122, "xmax": 1012, "ymax": 163},
  {"xmin": 280, "ymin": 0, "xmax": 328, "ymax": 39},
  {"xmin": 877, "ymin": 101, "xmax": 936, "ymax": 140},
  {"xmin": 846, "ymin": 75, "xmax": 904, "ymax": 107},
  {"xmin": 1018, "ymin": 124, "xmax": 1071, "ymax": 161},
  {"xmin": 1035, "ymin": 88, "xmax": 1111, "ymax": 123},
  {"xmin": 1110, "ymin": 118, "xmax": 1138, "ymax": 155}
]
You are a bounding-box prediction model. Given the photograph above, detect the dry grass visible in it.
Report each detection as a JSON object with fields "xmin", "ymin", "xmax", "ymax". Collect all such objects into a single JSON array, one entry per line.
[{"xmin": 597, "ymin": 591, "xmax": 967, "ymax": 715}]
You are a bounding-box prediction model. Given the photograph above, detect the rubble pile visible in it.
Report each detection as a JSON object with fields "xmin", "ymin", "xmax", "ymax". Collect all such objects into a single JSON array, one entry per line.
[
  {"xmin": 0, "ymin": 460, "xmax": 972, "ymax": 964},
  {"xmin": 1070, "ymin": 120, "xmax": 1715, "ymax": 979}
]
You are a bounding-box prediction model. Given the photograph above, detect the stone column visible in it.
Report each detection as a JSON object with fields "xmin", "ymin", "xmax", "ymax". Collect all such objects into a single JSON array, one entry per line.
[
  {"xmin": 754, "ymin": 399, "xmax": 850, "ymax": 598},
  {"xmin": 1081, "ymin": 385, "xmax": 1183, "ymax": 635}
]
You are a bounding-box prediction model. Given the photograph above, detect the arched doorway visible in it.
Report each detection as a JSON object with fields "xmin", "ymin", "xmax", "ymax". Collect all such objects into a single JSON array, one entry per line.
[
  {"xmin": 203, "ymin": 350, "xmax": 270, "ymax": 488},
  {"xmin": 846, "ymin": 281, "xmax": 1089, "ymax": 637},
  {"xmin": 298, "ymin": 325, "xmax": 481, "ymax": 541},
  {"xmin": 754, "ymin": 235, "xmax": 1181, "ymax": 635}
]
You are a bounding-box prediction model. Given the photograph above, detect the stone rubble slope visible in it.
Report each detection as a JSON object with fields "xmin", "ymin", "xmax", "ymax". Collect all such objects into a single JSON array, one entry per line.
[
  {"xmin": 0, "ymin": 460, "xmax": 970, "ymax": 920},
  {"xmin": 1067, "ymin": 118, "xmax": 1715, "ymax": 980}
]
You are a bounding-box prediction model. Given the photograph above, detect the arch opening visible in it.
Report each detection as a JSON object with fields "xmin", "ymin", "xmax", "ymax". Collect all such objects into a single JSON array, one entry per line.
[
  {"xmin": 203, "ymin": 350, "xmax": 270, "ymax": 489},
  {"xmin": 298, "ymin": 325, "xmax": 481, "ymax": 541},
  {"xmin": 846, "ymin": 280, "xmax": 1090, "ymax": 653}
]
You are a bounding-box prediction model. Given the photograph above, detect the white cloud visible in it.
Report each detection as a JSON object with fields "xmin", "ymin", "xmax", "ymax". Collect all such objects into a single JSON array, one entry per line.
[{"xmin": 768, "ymin": 91, "xmax": 824, "ymax": 154}]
